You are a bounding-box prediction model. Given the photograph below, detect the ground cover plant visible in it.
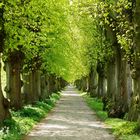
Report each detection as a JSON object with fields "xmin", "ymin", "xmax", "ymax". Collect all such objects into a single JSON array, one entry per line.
[
  {"xmin": 82, "ymin": 92, "xmax": 140, "ymax": 140},
  {"xmin": 0, "ymin": 93, "xmax": 61, "ymax": 140}
]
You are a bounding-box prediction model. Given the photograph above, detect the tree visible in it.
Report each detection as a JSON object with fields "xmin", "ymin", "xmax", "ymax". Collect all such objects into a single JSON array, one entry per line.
[{"xmin": 0, "ymin": 0, "xmax": 10, "ymax": 123}]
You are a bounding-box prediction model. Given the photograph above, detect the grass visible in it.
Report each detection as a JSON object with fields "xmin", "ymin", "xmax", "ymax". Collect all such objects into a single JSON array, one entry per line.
[
  {"xmin": 0, "ymin": 92, "xmax": 61, "ymax": 140},
  {"xmin": 82, "ymin": 92, "xmax": 140, "ymax": 140}
]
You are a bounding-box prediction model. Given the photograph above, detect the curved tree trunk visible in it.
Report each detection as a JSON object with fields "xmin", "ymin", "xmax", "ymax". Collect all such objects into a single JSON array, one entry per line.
[
  {"xmin": 0, "ymin": 54, "xmax": 10, "ymax": 124},
  {"xmin": 0, "ymin": 4, "xmax": 10, "ymax": 123}
]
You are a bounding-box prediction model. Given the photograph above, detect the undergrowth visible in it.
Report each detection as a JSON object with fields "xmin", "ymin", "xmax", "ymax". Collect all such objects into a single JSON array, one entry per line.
[
  {"xmin": 82, "ymin": 92, "xmax": 140, "ymax": 140},
  {"xmin": 0, "ymin": 92, "xmax": 61, "ymax": 140}
]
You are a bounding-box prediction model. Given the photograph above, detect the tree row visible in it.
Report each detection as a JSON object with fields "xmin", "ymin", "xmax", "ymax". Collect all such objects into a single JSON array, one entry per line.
[{"xmin": 74, "ymin": 0, "xmax": 140, "ymax": 122}]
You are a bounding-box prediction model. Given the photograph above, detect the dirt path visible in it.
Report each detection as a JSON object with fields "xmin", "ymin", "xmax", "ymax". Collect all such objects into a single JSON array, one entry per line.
[{"xmin": 24, "ymin": 86, "xmax": 115, "ymax": 140}]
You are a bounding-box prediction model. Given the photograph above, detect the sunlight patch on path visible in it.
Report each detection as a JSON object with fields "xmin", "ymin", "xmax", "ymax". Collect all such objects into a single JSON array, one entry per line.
[{"xmin": 24, "ymin": 86, "xmax": 114, "ymax": 140}]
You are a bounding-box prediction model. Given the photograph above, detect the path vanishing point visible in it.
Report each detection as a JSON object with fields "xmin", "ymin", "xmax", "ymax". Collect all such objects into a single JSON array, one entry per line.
[{"xmin": 24, "ymin": 86, "xmax": 115, "ymax": 140}]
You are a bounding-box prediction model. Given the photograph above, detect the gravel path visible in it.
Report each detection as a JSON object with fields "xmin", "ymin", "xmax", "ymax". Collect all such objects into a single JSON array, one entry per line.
[{"xmin": 24, "ymin": 86, "xmax": 115, "ymax": 140}]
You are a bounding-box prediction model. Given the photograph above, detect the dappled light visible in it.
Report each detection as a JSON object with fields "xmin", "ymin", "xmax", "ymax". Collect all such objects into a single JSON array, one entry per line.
[{"xmin": 24, "ymin": 86, "xmax": 114, "ymax": 140}]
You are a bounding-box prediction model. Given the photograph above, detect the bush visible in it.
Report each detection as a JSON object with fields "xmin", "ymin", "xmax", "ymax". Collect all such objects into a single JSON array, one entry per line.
[
  {"xmin": 35, "ymin": 101, "xmax": 52, "ymax": 111},
  {"xmin": 44, "ymin": 99, "xmax": 55, "ymax": 107},
  {"xmin": 51, "ymin": 93, "xmax": 61, "ymax": 100},
  {"xmin": 20, "ymin": 106, "xmax": 46, "ymax": 120},
  {"xmin": 114, "ymin": 122, "xmax": 140, "ymax": 135}
]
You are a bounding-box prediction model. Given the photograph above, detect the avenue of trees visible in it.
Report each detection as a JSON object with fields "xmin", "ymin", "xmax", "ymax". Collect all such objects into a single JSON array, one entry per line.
[
  {"xmin": 75, "ymin": 0, "xmax": 140, "ymax": 122},
  {"xmin": 0, "ymin": 0, "xmax": 88, "ymax": 124},
  {"xmin": 0, "ymin": 0, "xmax": 140, "ymax": 127}
]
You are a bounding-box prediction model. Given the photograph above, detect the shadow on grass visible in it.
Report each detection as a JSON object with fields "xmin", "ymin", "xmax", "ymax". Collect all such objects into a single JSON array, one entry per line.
[
  {"xmin": 82, "ymin": 93, "xmax": 140, "ymax": 140},
  {"xmin": 0, "ymin": 93, "xmax": 60, "ymax": 140}
]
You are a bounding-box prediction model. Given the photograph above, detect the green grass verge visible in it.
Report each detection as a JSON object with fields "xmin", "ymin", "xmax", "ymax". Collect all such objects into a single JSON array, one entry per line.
[
  {"xmin": 0, "ymin": 92, "xmax": 61, "ymax": 140},
  {"xmin": 82, "ymin": 92, "xmax": 140, "ymax": 140}
]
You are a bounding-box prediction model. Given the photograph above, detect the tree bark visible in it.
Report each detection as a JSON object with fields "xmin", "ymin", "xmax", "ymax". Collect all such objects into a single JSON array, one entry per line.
[
  {"xmin": 0, "ymin": 54, "xmax": 10, "ymax": 124},
  {"xmin": 97, "ymin": 62, "xmax": 106, "ymax": 98},
  {"xmin": 34, "ymin": 70, "xmax": 41, "ymax": 100},
  {"xmin": 108, "ymin": 48, "xmax": 128, "ymax": 118},
  {"xmin": 128, "ymin": 0, "xmax": 140, "ymax": 121},
  {"xmin": 126, "ymin": 64, "xmax": 132, "ymax": 107},
  {"xmin": 6, "ymin": 59, "xmax": 22, "ymax": 110},
  {"xmin": 119, "ymin": 57, "xmax": 129, "ymax": 113},
  {"xmin": 22, "ymin": 72, "xmax": 30, "ymax": 104},
  {"xmin": 48, "ymin": 74, "xmax": 55, "ymax": 94},
  {"xmin": 81, "ymin": 77, "xmax": 88, "ymax": 92},
  {"xmin": 23, "ymin": 70, "xmax": 41, "ymax": 104},
  {"xmin": 107, "ymin": 60, "xmax": 116, "ymax": 100},
  {"xmin": 40, "ymin": 75, "xmax": 47, "ymax": 100},
  {"xmin": 88, "ymin": 67, "xmax": 98, "ymax": 97},
  {"xmin": 45, "ymin": 74, "xmax": 51, "ymax": 98},
  {"xmin": 97, "ymin": 74, "xmax": 106, "ymax": 98},
  {"xmin": 0, "ymin": 3, "xmax": 10, "ymax": 123}
]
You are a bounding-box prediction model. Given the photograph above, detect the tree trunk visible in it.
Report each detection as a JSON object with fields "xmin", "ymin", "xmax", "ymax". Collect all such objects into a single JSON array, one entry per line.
[
  {"xmin": 45, "ymin": 74, "xmax": 51, "ymax": 98},
  {"xmin": 0, "ymin": 54, "xmax": 10, "ymax": 124},
  {"xmin": 108, "ymin": 48, "xmax": 128, "ymax": 118},
  {"xmin": 128, "ymin": 0, "xmax": 140, "ymax": 121},
  {"xmin": 22, "ymin": 73, "xmax": 30, "ymax": 104},
  {"xmin": 97, "ymin": 74, "xmax": 106, "ymax": 98},
  {"xmin": 48, "ymin": 75, "xmax": 55, "ymax": 94},
  {"xmin": 45, "ymin": 74, "xmax": 56, "ymax": 95},
  {"xmin": 34, "ymin": 70, "xmax": 41, "ymax": 100},
  {"xmin": 23, "ymin": 70, "xmax": 41, "ymax": 104},
  {"xmin": 107, "ymin": 60, "xmax": 116, "ymax": 100},
  {"xmin": 96, "ymin": 62, "xmax": 106, "ymax": 98},
  {"xmin": 55, "ymin": 78, "xmax": 61, "ymax": 92},
  {"xmin": 6, "ymin": 60, "xmax": 22, "ymax": 110},
  {"xmin": 115, "ymin": 49, "xmax": 129, "ymax": 112},
  {"xmin": 88, "ymin": 67, "xmax": 98, "ymax": 97},
  {"xmin": 0, "ymin": 4, "xmax": 10, "ymax": 123},
  {"xmin": 81, "ymin": 77, "xmax": 88, "ymax": 92},
  {"xmin": 57, "ymin": 78, "xmax": 61, "ymax": 91},
  {"xmin": 53, "ymin": 76, "xmax": 58, "ymax": 93},
  {"xmin": 128, "ymin": 77, "xmax": 140, "ymax": 121},
  {"xmin": 126, "ymin": 64, "xmax": 132, "ymax": 107},
  {"xmin": 40, "ymin": 75, "xmax": 47, "ymax": 100},
  {"xmin": 120, "ymin": 59, "xmax": 129, "ymax": 112},
  {"xmin": 105, "ymin": 60, "xmax": 117, "ymax": 112},
  {"xmin": 75, "ymin": 79, "xmax": 82, "ymax": 90}
]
